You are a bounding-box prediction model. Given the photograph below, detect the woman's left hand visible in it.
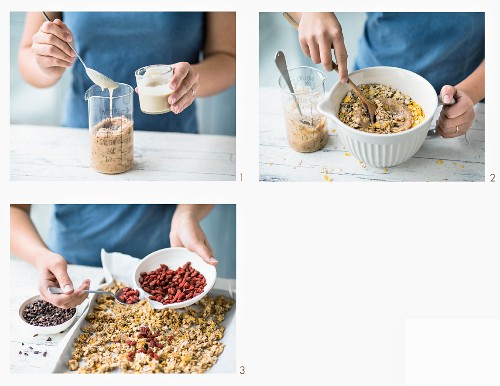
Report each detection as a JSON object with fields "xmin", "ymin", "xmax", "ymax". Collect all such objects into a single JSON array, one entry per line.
[
  {"xmin": 170, "ymin": 209, "xmax": 218, "ymax": 266},
  {"xmin": 168, "ymin": 62, "xmax": 200, "ymax": 114},
  {"xmin": 437, "ymin": 85, "xmax": 476, "ymax": 138}
]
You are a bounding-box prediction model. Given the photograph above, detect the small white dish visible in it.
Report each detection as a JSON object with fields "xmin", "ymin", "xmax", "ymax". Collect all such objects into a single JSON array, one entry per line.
[
  {"xmin": 133, "ymin": 247, "xmax": 217, "ymax": 310},
  {"xmin": 18, "ymin": 295, "xmax": 78, "ymax": 335}
]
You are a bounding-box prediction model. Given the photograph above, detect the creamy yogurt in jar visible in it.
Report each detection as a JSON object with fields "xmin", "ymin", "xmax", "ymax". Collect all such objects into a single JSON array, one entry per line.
[{"xmin": 135, "ymin": 65, "xmax": 174, "ymax": 114}]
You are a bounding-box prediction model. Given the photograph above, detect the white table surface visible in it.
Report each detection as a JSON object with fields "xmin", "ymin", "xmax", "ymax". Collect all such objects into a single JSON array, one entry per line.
[
  {"xmin": 10, "ymin": 258, "xmax": 104, "ymax": 373},
  {"xmin": 259, "ymin": 87, "xmax": 485, "ymax": 182},
  {"xmin": 10, "ymin": 125, "xmax": 236, "ymax": 181}
]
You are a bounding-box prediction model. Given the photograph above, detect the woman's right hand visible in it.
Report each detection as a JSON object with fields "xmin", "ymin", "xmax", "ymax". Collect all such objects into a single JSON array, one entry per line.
[
  {"xmin": 37, "ymin": 251, "xmax": 90, "ymax": 308},
  {"xmin": 297, "ymin": 12, "xmax": 348, "ymax": 82},
  {"xmin": 31, "ymin": 19, "xmax": 76, "ymax": 77}
]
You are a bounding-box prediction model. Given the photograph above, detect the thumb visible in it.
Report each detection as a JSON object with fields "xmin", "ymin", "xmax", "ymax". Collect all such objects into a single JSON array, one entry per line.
[
  {"xmin": 440, "ymin": 85, "xmax": 456, "ymax": 105},
  {"xmin": 191, "ymin": 239, "xmax": 218, "ymax": 266},
  {"xmin": 51, "ymin": 261, "xmax": 74, "ymax": 294}
]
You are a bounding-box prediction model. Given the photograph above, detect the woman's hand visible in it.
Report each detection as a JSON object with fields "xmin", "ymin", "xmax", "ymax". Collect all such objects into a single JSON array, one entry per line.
[
  {"xmin": 170, "ymin": 207, "xmax": 218, "ymax": 266},
  {"xmin": 37, "ymin": 251, "xmax": 90, "ymax": 308},
  {"xmin": 437, "ymin": 85, "xmax": 476, "ymax": 138},
  {"xmin": 168, "ymin": 62, "xmax": 200, "ymax": 114},
  {"xmin": 31, "ymin": 19, "xmax": 76, "ymax": 78},
  {"xmin": 297, "ymin": 12, "xmax": 348, "ymax": 82}
]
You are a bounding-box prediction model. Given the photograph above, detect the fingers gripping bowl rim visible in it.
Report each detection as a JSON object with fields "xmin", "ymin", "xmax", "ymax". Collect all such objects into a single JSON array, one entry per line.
[
  {"xmin": 317, "ymin": 66, "xmax": 439, "ymax": 168},
  {"xmin": 133, "ymin": 247, "xmax": 217, "ymax": 310}
]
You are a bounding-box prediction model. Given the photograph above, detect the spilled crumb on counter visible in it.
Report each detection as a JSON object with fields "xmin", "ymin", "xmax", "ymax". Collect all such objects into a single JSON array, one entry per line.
[{"xmin": 437, "ymin": 160, "xmax": 443, "ymax": 165}]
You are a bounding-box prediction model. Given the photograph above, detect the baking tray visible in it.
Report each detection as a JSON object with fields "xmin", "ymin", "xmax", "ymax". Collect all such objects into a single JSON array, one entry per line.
[{"xmin": 47, "ymin": 279, "xmax": 236, "ymax": 373}]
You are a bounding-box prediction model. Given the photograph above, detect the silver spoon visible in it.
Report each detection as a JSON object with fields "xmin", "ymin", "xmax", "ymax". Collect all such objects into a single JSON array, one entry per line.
[
  {"xmin": 48, "ymin": 286, "xmax": 138, "ymax": 305},
  {"xmin": 274, "ymin": 50, "xmax": 309, "ymax": 125},
  {"xmin": 41, "ymin": 12, "xmax": 118, "ymax": 91}
]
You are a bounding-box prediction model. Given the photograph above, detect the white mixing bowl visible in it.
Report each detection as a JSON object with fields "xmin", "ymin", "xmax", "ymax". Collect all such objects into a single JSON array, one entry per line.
[{"xmin": 317, "ymin": 66, "xmax": 439, "ymax": 168}]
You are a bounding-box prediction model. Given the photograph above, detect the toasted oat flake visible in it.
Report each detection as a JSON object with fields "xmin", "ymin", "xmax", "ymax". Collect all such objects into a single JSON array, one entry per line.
[{"xmin": 67, "ymin": 282, "xmax": 234, "ymax": 374}]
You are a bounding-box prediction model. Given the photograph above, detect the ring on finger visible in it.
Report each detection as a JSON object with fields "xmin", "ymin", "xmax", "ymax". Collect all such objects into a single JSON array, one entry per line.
[
  {"xmin": 190, "ymin": 87, "xmax": 195, "ymax": 97},
  {"xmin": 455, "ymin": 126, "xmax": 459, "ymax": 134}
]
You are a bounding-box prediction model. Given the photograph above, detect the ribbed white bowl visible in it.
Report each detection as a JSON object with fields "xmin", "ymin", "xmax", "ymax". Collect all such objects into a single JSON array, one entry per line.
[{"xmin": 317, "ymin": 66, "xmax": 438, "ymax": 168}]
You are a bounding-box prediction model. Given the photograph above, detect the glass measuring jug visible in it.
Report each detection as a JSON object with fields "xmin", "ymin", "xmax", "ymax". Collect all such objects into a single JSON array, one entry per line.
[
  {"xmin": 278, "ymin": 66, "xmax": 328, "ymax": 153},
  {"xmin": 85, "ymin": 83, "xmax": 134, "ymax": 174}
]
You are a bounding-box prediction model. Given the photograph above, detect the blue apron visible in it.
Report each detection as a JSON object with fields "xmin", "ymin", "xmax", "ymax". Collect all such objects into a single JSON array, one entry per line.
[
  {"xmin": 355, "ymin": 12, "xmax": 485, "ymax": 93},
  {"xmin": 61, "ymin": 12, "xmax": 204, "ymax": 132},
  {"xmin": 47, "ymin": 204, "xmax": 176, "ymax": 266}
]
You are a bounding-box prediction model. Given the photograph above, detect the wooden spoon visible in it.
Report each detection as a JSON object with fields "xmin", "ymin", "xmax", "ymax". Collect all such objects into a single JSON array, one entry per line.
[
  {"xmin": 354, "ymin": 97, "xmax": 413, "ymax": 132},
  {"xmin": 283, "ymin": 12, "xmax": 378, "ymax": 124}
]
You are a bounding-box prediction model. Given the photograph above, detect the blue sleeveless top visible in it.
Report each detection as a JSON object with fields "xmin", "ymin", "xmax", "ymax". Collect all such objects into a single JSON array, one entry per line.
[
  {"xmin": 47, "ymin": 204, "xmax": 176, "ymax": 266},
  {"xmin": 61, "ymin": 12, "xmax": 204, "ymax": 132},
  {"xmin": 354, "ymin": 12, "xmax": 485, "ymax": 93}
]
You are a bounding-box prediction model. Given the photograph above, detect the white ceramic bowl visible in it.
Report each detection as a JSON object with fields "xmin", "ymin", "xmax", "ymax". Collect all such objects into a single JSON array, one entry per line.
[
  {"xmin": 18, "ymin": 295, "xmax": 78, "ymax": 335},
  {"xmin": 133, "ymin": 247, "xmax": 217, "ymax": 310},
  {"xmin": 317, "ymin": 66, "xmax": 438, "ymax": 168}
]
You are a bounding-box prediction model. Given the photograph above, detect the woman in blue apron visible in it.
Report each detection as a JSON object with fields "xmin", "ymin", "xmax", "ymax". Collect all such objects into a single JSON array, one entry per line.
[
  {"xmin": 11, "ymin": 204, "xmax": 218, "ymax": 308},
  {"xmin": 289, "ymin": 12, "xmax": 484, "ymax": 138},
  {"xmin": 18, "ymin": 12, "xmax": 236, "ymax": 132}
]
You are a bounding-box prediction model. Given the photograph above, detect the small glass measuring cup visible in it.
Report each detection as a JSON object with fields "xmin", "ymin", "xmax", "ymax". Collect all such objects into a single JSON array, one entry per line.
[
  {"xmin": 85, "ymin": 83, "xmax": 134, "ymax": 174},
  {"xmin": 278, "ymin": 66, "xmax": 329, "ymax": 153},
  {"xmin": 135, "ymin": 64, "xmax": 174, "ymax": 114}
]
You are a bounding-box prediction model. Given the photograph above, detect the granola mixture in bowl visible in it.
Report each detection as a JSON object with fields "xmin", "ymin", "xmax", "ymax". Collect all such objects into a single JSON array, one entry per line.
[
  {"xmin": 67, "ymin": 282, "xmax": 234, "ymax": 373},
  {"xmin": 317, "ymin": 66, "xmax": 439, "ymax": 167},
  {"xmin": 339, "ymin": 84, "xmax": 425, "ymax": 134}
]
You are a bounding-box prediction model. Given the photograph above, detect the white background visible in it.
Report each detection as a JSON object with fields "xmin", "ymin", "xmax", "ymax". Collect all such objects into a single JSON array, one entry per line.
[{"xmin": 2, "ymin": 1, "xmax": 499, "ymax": 385}]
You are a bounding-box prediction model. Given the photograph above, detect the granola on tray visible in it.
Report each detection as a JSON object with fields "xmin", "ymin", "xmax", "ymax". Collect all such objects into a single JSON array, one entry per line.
[{"xmin": 67, "ymin": 282, "xmax": 234, "ymax": 374}]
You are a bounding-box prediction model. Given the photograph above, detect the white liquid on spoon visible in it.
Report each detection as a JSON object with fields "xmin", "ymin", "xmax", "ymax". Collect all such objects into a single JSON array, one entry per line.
[
  {"xmin": 86, "ymin": 67, "xmax": 118, "ymax": 90},
  {"xmin": 85, "ymin": 67, "xmax": 118, "ymax": 119}
]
